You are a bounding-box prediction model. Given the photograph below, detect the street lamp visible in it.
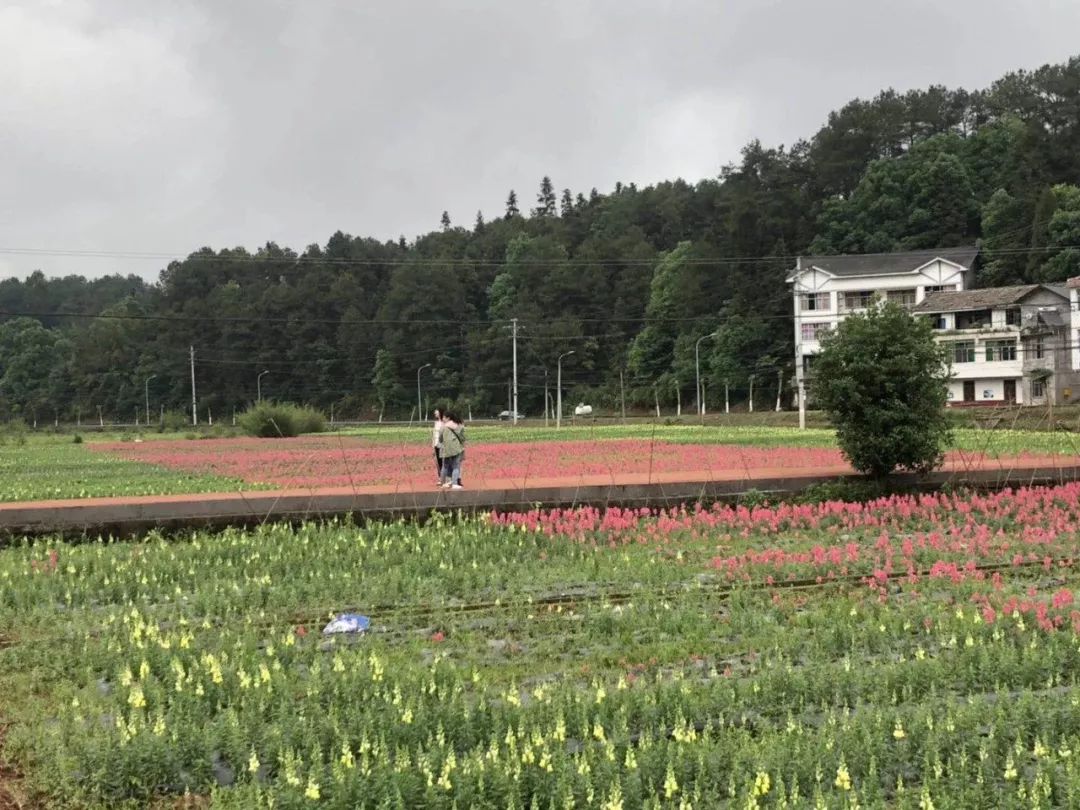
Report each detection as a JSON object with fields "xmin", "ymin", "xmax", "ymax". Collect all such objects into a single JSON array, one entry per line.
[
  {"xmin": 144, "ymin": 374, "xmax": 157, "ymax": 426},
  {"xmin": 417, "ymin": 363, "xmax": 432, "ymax": 423},
  {"xmin": 695, "ymin": 332, "xmax": 719, "ymax": 421},
  {"xmin": 557, "ymin": 350, "xmax": 575, "ymax": 429},
  {"xmin": 257, "ymin": 370, "xmax": 270, "ymax": 403}
]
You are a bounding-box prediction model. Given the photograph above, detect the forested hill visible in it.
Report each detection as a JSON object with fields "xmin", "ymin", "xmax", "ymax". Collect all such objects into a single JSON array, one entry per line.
[{"xmin": 2, "ymin": 56, "xmax": 1080, "ymax": 422}]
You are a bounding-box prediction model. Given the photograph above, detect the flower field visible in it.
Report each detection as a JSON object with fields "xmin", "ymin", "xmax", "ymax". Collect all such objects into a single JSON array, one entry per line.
[
  {"xmin": 90, "ymin": 426, "xmax": 1079, "ymax": 492},
  {"xmin": 4, "ymin": 484, "xmax": 1080, "ymax": 806},
  {"xmin": 0, "ymin": 437, "xmax": 256, "ymax": 503}
]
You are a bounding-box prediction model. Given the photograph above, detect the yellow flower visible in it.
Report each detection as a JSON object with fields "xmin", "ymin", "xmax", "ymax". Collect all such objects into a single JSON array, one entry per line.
[
  {"xmin": 1003, "ymin": 754, "xmax": 1017, "ymax": 780},
  {"xmin": 592, "ymin": 722, "xmax": 606, "ymax": 742},
  {"xmin": 753, "ymin": 770, "xmax": 771, "ymax": 796},
  {"xmin": 893, "ymin": 720, "xmax": 906, "ymax": 740},
  {"xmin": 664, "ymin": 763, "xmax": 679, "ymax": 798},
  {"xmin": 339, "ymin": 742, "xmax": 354, "ymax": 770},
  {"xmin": 601, "ymin": 782, "xmax": 624, "ymax": 810},
  {"xmin": 128, "ymin": 685, "xmax": 147, "ymax": 709},
  {"xmin": 248, "ymin": 750, "xmax": 261, "ymax": 774},
  {"xmin": 138, "ymin": 660, "xmax": 150, "ymax": 680},
  {"xmin": 304, "ymin": 777, "xmax": 320, "ymax": 800},
  {"xmin": 834, "ymin": 761, "xmax": 852, "ymax": 791}
]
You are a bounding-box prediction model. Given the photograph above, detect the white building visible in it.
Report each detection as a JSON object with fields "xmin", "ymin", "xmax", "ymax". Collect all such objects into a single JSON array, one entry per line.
[
  {"xmin": 1069, "ymin": 277, "xmax": 1080, "ymax": 372},
  {"xmin": 911, "ymin": 284, "xmax": 1074, "ymax": 406},
  {"xmin": 788, "ymin": 247, "xmax": 978, "ymax": 394}
]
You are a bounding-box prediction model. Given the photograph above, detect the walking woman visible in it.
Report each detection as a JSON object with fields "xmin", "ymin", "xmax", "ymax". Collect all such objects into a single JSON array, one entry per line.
[
  {"xmin": 440, "ymin": 411, "xmax": 466, "ymax": 489},
  {"xmin": 432, "ymin": 407, "xmax": 444, "ymax": 486}
]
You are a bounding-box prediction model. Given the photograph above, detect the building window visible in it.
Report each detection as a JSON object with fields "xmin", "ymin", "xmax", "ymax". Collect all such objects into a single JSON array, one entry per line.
[
  {"xmin": 885, "ymin": 289, "xmax": 917, "ymax": 307},
  {"xmin": 1032, "ymin": 379, "xmax": 1046, "ymax": 398},
  {"xmin": 802, "ymin": 354, "xmax": 816, "ymax": 376},
  {"xmin": 799, "ymin": 293, "xmax": 830, "ymax": 312},
  {"xmin": 985, "ymin": 339, "xmax": 1018, "ymax": 362},
  {"xmin": 951, "ymin": 341, "xmax": 976, "ymax": 364},
  {"xmin": 1032, "ymin": 338, "xmax": 1045, "ymax": 360},
  {"xmin": 800, "ymin": 322, "xmax": 830, "ymax": 341},
  {"xmin": 841, "ymin": 290, "xmax": 875, "ymax": 312},
  {"xmin": 1005, "ymin": 307, "xmax": 1021, "ymax": 326},
  {"xmin": 926, "ymin": 315, "xmax": 947, "ymax": 330},
  {"xmin": 924, "ymin": 285, "xmax": 955, "ymax": 294}
]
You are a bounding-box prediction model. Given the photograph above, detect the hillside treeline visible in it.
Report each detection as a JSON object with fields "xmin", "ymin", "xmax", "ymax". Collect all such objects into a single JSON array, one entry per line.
[{"xmin": 2, "ymin": 56, "xmax": 1079, "ymax": 422}]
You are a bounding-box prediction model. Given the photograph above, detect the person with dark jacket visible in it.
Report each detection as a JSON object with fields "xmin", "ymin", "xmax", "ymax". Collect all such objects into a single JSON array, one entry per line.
[{"xmin": 440, "ymin": 412, "xmax": 465, "ymax": 489}]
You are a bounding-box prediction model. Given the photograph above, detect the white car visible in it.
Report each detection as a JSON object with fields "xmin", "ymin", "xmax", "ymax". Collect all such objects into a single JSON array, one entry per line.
[
  {"xmin": 574, "ymin": 403, "xmax": 593, "ymax": 416},
  {"xmin": 497, "ymin": 410, "xmax": 525, "ymax": 420}
]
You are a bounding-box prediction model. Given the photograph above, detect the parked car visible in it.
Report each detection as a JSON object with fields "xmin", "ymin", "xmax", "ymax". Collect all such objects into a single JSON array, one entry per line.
[
  {"xmin": 497, "ymin": 410, "xmax": 526, "ymax": 420},
  {"xmin": 574, "ymin": 403, "xmax": 593, "ymax": 416}
]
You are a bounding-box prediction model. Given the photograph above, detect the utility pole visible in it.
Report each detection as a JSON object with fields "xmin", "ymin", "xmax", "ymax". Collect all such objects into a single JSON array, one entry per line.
[
  {"xmin": 653, "ymin": 383, "xmax": 660, "ymax": 418},
  {"xmin": 798, "ymin": 381, "xmax": 806, "ymax": 430},
  {"xmin": 190, "ymin": 346, "xmax": 197, "ymax": 426},
  {"xmin": 725, "ymin": 380, "xmax": 730, "ymax": 414},
  {"xmin": 619, "ymin": 369, "xmax": 626, "ymax": 423},
  {"xmin": 417, "ymin": 363, "xmax": 431, "ymax": 425},
  {"xmin": 544, "ymin": 368, "xmax": 549, "ymax": 427},
  {"xmin": 257, "ymin": 369, "xmax": 270, "ymax": 403},
  {"xmin": 748, "ymin": 374, "xmax": 755, "ymax": 413},
  {"xmin": 557, "ymin": 350, "xmax": 574, "ymax": 429},
  {"xmin": 775, "ymin": 369, "xmax": 783, "ymax": 412},
  {"xmin": 511, "ymin": 318, "xmax": 519, "ymax": 425},
  {"xmin": 694, "ymin": 331, "xmax": 718, "ymax": 423},
  {"xmin": 144, "ymin": 374, "xmax": 157, "ymax": 426}
]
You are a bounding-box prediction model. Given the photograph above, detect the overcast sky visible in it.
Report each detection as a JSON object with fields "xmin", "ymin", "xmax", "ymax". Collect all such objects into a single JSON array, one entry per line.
[{"xmin": 3, "ymin": 0, "xmax": 1079, "ymax": 281}]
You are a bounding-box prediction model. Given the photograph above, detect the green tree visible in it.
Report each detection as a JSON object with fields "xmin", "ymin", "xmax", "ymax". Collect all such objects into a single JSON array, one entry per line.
[
  {"xmin": 1037, "ymin": 184, "xmax": 1080, "ymax": 282},
  {"xmin": 980, "ymin": 188, "xmax": 1029, "ymax": 285},
  {"xmin": 0, "ymin": 317, "xmax": 71, "ymax": 421},
  {"xmin": 505, "ymin": 190, "xmax": 519, "ymax": 219},
  {"xmin": 812, "ymin": 302, "xmax": 951, "ymax": 478},
  {"xmin": 371, "ymin": 348, "xmax": 401, "ymax": 420},
  {"xmin": 533, "ymin": 176, "xmax": 557, "ymax": 218},
  {"xmin": 440, "ymin": 211, "xmax": 451, "ymax": 231}
]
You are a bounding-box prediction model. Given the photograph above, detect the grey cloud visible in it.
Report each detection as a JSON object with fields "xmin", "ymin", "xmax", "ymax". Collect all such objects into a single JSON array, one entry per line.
[{"xmin": 2, "ymin": 0, "xmax": 1078, "ymax": 279}]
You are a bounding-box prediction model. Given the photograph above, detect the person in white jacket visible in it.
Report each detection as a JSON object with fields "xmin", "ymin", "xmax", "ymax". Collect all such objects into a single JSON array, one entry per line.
[{"xmin": 431, "ymin": 408, "xmax": 444, "ymax": 485}]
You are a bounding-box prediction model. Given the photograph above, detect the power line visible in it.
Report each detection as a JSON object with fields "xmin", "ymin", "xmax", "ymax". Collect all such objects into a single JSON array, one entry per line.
[{"xmin": 2, "ymin": 243, "xmax": 1073, "ymax": 268}]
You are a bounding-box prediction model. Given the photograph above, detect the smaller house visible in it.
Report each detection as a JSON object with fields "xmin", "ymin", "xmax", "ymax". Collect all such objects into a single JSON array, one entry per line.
[{"xmin": 912, "ymin": 284, "xmax": 1075, "ymax": 406}]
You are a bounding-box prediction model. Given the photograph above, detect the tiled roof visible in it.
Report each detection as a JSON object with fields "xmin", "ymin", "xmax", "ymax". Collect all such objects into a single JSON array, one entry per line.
[
  {"xmin": 911, "ymin": 284, "xmax": 1052, "ymax": 314},
  {"xmin": 793, "ymin": 247, "xmax": 979, "ymax": 278}
]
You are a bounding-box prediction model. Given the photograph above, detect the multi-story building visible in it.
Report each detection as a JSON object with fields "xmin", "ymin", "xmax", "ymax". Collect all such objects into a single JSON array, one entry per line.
[
  {"xmin": 788, "ymin": 247, "xmax": 979, "ymax": 395},
  {"xmin": 1069, "ymin": 277, "xmax": 1080, "ymax": 372},
  {"xmin": 911, "ymin": 284, "xmax": 1075, "ymax": 406}
]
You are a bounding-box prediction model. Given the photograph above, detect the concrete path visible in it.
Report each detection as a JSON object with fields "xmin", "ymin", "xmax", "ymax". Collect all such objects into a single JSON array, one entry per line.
[{"xmin": 1, "ymin": 455, "xmax": 1077, "ymax": 537}]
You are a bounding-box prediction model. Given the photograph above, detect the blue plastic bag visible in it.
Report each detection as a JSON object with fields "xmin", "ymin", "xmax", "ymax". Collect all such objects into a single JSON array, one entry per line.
[{"xmin": 322, "ymin": 613, "xmax": 371, "ymax": 635}]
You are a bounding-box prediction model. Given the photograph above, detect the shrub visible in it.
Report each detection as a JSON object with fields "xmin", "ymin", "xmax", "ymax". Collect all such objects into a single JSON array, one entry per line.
[
  {"xmin": 812, "ymin": 301, "xmax": 952, "ymax": 478},
  {"xmin": 158, "ymin": 410, "xmax": 190, "ymax": 433},
  {"xmin": 237, "ymin": 402, "xmax": 326, "ymax": 438},
  {"xmin": 72, "ymin": 433, "xmax": 83, "ymax": 444}
]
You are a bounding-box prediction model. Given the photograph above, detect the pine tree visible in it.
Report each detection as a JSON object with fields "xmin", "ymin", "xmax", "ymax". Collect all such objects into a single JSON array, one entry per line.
[
  {"xmin": 533, "ymin": 176, "xmax": 556, "ymax": 217},
  {"xmin": 560, "ymin": 189, "xmax": 574, "ymax": 217},
  {"xmin": 505, "ymin": 190, "xmax": 519, "ymax": 219},
  {"xmin": 440, "ymin": 211, "xmax": 451, "ymax": 231},
  {"xmin": 475, "ymin": 210, "xmax": 485, "ymax": 231}
]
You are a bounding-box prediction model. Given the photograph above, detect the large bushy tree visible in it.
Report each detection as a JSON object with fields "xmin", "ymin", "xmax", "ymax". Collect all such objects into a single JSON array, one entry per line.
[{"xmin": 812, "ymin": 302, "xmax": 951, "ymax": 478}]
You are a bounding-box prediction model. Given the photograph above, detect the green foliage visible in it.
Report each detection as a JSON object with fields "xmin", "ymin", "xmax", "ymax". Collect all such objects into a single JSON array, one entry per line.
[
  {"xmin": 812, "ymin": 302, "xmax": 952, "ymax": 478},
  {"xmin": 237, "ymin": 402, "xmax": 326, "ymax": 438},
  {"xmin": 4, "ymin": 56, "xmax": 1080, "ymax": 421},
  {"xmin": 158, "ymin": 409, "xmax": 190, "ymax": 432},
  {"xmin": 1038, "ymin": 184, "xmax": 1080, "ymax": 282}
]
